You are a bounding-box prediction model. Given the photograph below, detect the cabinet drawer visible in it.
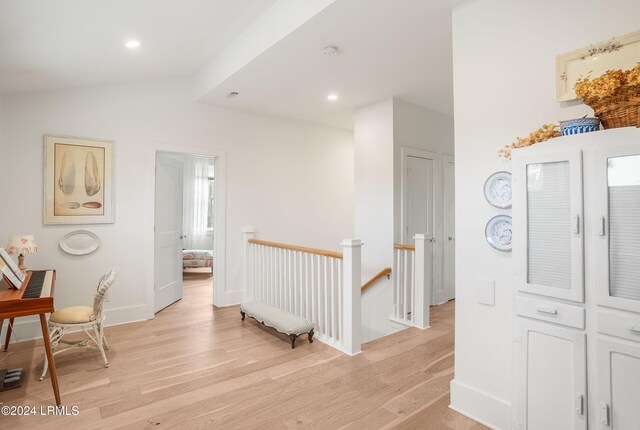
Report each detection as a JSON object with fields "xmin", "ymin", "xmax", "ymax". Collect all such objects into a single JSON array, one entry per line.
[
  {"xmin": 516, "ymin": 295, "xmax": 585, "ymax": 329},
  {"xmin": 597, "ymin": 310, "xmax": 640, "ymax": 343}
]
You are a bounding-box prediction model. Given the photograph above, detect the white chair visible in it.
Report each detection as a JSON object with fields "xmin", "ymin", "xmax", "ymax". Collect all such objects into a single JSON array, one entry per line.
[{"xmin": 40, "ymin": 267, "xmax": 119, "ymax": 381}]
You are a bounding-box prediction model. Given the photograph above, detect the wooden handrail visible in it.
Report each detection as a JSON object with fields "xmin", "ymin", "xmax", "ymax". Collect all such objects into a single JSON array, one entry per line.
[
  {"xmin": 394, "ymin": 243, "xmax": 415, "ymax": 251},
  {"xmin": 248, "ymin": 239, "xmax": 343, "ymax": 259},
  {"xmin": 361, "ymin": 267, "xmax": 392, "ymax": 293}
]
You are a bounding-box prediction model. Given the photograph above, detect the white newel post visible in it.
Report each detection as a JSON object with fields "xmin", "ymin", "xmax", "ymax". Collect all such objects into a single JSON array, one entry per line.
[
  {"xmin": 413, "ymin": 234, "xmax": 431, "ymax": 329},
  {"xmin": 242, "ymin": 228, "xmax": 256, "ymax": 302},
  {"xmin": 341, "ymin": 238, "xmax": 362, "ymax": 356}
]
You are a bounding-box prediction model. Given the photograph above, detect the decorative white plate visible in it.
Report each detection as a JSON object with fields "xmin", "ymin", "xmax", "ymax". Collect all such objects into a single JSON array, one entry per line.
[
  {"xmin": 485, "ymin": 215, "xmax": 512, "ymax": 252},
  {"xmin": 484, "ymin": 171, "xmax": 512, "ymax": 208},
  {"xmin": 59, "ymin": 230, "xmax": 101, "ymax": 256}
]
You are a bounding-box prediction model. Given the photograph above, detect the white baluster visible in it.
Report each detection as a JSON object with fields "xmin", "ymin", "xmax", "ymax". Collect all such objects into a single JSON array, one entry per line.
[
  {"xmin": 330, "ymin": 258, "xmax": 336, "ymax": 340},
  {"xmin": 287, "ymin": 250, "xmax": 292, "ymax": 313},
  {"xmin": 338, "ymin": 259, "xmax": 343, "ymax": 342},
  {"xmin": 270, "ymin": 246, "xmax": 275, "ymax": 306},
  {"xmin": 394, "ymin": 249, "xmax": 400, "ymax": 319}
]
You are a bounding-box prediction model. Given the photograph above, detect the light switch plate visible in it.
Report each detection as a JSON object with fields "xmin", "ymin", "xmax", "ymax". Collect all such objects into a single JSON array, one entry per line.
[{"xmin": 477, "ymin": 277, "xmax": 495, "ymax": 306}]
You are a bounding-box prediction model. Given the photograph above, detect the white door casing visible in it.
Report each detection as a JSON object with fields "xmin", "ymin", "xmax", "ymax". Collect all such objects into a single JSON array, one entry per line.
[
  {"xmin": 154, "ymin": 153, "xmax": 184, "ymax": 312},
  {"xmin": 401, "ymin": 147, "xmax": 438, "ymax": 306},
  {"xmin": 439, "ymin": 155, "xmax": 455, "ymax": 303},
  {"xmin": 144, "ymin": 142, "xmax": 226, "ymax": 319}
]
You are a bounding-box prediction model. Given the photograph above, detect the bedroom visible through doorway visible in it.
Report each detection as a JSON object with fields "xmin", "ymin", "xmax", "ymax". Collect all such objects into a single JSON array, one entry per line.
[{"xmin": 154, "ymin": 152, "xmax": 216, "ymax": 313}]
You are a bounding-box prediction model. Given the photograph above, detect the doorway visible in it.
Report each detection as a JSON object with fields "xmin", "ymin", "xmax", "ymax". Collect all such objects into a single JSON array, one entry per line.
[
  {"xmin": 401, "ymin": 148, "xmax": 455, "ymax": 306},
  {"xmin": 154, "ymin": 152, "xmax": 216, "ymax": 313}
]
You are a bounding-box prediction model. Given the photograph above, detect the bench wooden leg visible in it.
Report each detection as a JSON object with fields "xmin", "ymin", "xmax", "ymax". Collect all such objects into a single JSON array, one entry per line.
[
  {"xmin": 289, "ymin": 334, "xmax": 297, "ymax": 349},
  {"xmin": 240, "ymin": 311, "xmax": 245, "ymax": 321},
  {"xmin": 308, "ymin": 328, "xmax": 314, "ymax": 344}
]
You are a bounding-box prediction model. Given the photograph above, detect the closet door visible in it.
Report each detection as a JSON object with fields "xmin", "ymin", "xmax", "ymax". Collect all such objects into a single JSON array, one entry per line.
[
  {"xmin": 597, "ymin": 339, "xmax": 640, "ymax": 429},
  {"xmin": 513, "ymin": 150, "xmax": 584, "ymax": 302},
  {"xmin": 515, "ymin": 319, "xmax": 587, "ymax": 430},
  {"xmin": 594, "ymin": 146, "xmax": 640, "ymax": 313}
]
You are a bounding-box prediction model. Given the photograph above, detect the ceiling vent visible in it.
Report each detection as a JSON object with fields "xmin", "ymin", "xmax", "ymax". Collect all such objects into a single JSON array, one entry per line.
[{"xmin": 322, "ymin": 46, "xmax": 338, "ymax": 56}]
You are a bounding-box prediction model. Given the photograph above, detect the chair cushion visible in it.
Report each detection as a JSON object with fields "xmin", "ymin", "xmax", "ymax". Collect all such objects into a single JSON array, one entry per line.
[
  {"xmin": 50, "ymin": 306, "xmax": 95, "ymax": 324},
  {"xmin": 240, "ymin": 301, "xmax": 314, "ymax": 336}
]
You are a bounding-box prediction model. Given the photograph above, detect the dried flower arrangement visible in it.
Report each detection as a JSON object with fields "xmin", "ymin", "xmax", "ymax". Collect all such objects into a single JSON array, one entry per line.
[
  {"xmin": 574, "ymin": 64, "xmax": 640, "ymax": 102},
  {"xmin": 573, "ymin": 63, "xmax": 640, "ymax": 128},
  {"xmin": 499, "ymin": 123, "xmax": 561, "ymax": 159}
]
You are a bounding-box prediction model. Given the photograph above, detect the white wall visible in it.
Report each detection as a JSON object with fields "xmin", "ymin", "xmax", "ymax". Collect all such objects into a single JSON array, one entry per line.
[
  {"xmin": 0, "ymin": 77, "xmax": 354, "ymax": 341},
  {"xmin": 354, "ymin": 97, "xmax": 454, "ymax": 342},
  {"xmin": 354, "ymin": 98, "xmax": 395, "ymax": 342},
  {"xmin": 451, "ymin": 1, "xmax": 640, "ymax": 428}
]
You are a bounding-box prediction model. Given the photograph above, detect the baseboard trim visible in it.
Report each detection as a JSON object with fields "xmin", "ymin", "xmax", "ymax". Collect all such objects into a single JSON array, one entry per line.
[
  {"xmin": 1, "ymin": 304, "xmax": 149, "ymax": 344},
  {"xmin": 449, "ymin": 379, "xmax": 511, "ymax": 430}
]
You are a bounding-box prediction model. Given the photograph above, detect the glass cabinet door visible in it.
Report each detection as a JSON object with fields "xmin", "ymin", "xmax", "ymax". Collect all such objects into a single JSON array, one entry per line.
[
  {"xmin": 513, "ymin": 150, "xmax": 584, "ymax": 302},
  {"xmin": 595, "ymin": 147, "xmax": 640, "ymax": 313}
]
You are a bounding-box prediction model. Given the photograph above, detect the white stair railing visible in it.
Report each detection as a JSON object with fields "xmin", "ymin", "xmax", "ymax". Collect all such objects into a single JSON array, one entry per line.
[
  {"xmin": 393, "ymin": 234, "xmax": 431, "ymax": 329},
  {"xmin": 242, "ymin": 229, "xmax": 362, "ymax": 355}
]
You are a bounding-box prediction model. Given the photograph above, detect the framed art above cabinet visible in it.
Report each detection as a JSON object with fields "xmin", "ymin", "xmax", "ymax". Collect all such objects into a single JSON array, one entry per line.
[{"xmin": 556, "ymin": 30, "xmax": 640, "ymax": 102}]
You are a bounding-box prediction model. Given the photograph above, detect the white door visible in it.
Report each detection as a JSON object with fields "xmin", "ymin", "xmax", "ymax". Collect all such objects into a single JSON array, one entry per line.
[
  {"xmin": 155, "ymin": 153, "xmax": 184, "ymax": 313},
  {"xmin": 515, "ymin": 319, "xmax": 587, "ymax": 430},
  {"xmin": 597, "ymin": 338, "xmax": 640, "ymax": 429},
  {"xmin": 438, "ymin": 156, "xmax": 455, "ymax": 303},
  {"xmin": 404, "ymin": 154, "xmax": 435, "ymax": 243},
  {"xmin": 513, "ymin": 149, "xmax": 584, "ymax": 302}
]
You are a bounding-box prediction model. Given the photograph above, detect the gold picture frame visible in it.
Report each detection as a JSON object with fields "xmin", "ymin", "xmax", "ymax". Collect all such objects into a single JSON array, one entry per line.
[
  {"xmin": 556, "ymin": 30, "xmax": 640, "ymax": 102},
  {"xmin": 44, "ymin": 135, "xmax": 114, "ymax": 224}
]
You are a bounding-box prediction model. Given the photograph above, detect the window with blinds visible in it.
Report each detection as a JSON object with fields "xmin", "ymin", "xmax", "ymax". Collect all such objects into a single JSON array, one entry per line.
[
  {"xmin": 526, "ymin": 161, "xmax": 572, "ymax": 289},
  {"xmin": 608, "ymin": 155, "xmax": 640, "ymax": 301}
]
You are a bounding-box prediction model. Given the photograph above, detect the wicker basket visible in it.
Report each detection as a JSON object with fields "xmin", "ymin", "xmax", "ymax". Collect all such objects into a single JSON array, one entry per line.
[{"xmin": 583, "ymin": 86, "xmax": 640, "ymax": 129}]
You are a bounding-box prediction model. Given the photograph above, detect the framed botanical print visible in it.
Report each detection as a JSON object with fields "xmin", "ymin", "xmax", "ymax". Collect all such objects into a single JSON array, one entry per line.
[{"xmin": 44, "ymin": 135, "xmax": 114, "ymax": 224}]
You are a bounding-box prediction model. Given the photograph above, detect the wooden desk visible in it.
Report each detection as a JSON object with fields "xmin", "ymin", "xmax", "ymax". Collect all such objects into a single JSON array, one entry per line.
[{"xmin": 0, "ymin": 271, "xmax": 61, "ymax": 405}]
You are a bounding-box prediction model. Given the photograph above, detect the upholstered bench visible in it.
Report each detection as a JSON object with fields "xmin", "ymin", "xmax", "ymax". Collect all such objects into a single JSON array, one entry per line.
[{"xmin": 240, "ymin": 301, "xmax": 314, "ymax": 349}]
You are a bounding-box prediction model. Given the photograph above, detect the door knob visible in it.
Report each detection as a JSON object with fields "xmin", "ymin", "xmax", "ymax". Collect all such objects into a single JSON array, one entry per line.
[
  {"xmin": 448, "ymin": 236, "xmax": 455, "ymax": 242},
  {"xmin": 180, "ymin": 234, "xmax": 187, "ymax": 239}
]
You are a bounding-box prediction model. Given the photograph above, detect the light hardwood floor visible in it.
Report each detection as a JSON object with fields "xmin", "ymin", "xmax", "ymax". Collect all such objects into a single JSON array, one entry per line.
[{"xmin": 0, "ymin": 269, "xmax": 487, "ymax": 429}]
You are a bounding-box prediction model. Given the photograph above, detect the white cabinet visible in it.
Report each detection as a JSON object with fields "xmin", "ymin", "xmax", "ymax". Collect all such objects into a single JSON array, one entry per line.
[
  {"xmin": 512, "ymin": 128, "xmax": 640, "ymax": 430},
  {"xmin": 513, "ymin": 150, "xmax": 584, "ymax": 302},
  {"xmin": 515, "ymin": 320, "xmax": 587, "ymax": 430},
  {"xmin": 593, "ymin": 145, "xmax": 640, "ymax": 313},
  {"xmin": 596, "ymin": 339, "xmax": 640, "ymax": 429}
]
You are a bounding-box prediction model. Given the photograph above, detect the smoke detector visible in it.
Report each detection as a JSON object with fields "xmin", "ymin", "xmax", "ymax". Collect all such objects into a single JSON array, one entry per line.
[
  {"xmin": 322, "ymin": 46, "xmax": 338, "ymax": 56},
  {"xmin": 225, "ymin": 91, "xmax": 240, "ymax": 99}
]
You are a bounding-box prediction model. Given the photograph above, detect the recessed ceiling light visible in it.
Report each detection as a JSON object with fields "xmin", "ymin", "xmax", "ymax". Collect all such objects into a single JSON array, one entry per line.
[
  {"xmin": 125, "ymin": 40, "xmax": 141, "ymax": 48},
  {"xmin": 327, "ymin": 94, "xmax": 338, "ymax": 101}
]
